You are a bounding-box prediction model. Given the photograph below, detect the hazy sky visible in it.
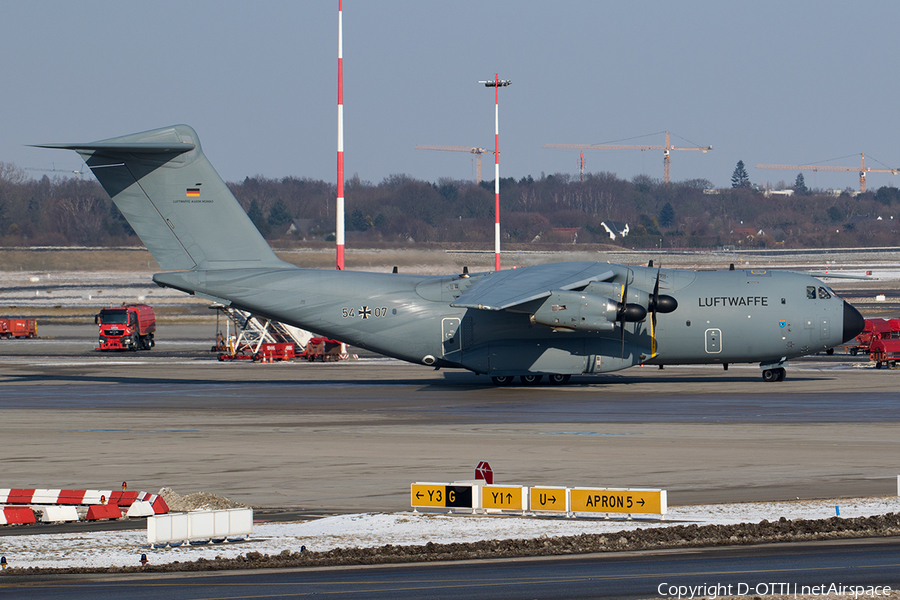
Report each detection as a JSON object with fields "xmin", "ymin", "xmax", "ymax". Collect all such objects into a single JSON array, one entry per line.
[{"xmin": 4, "ymin": 1, "xmax": 899, "ymax": 191}]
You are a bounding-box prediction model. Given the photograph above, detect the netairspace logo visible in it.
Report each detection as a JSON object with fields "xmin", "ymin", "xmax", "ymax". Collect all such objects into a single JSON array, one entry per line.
[{"xmin": 657, "ymin": 582, "xmax": 893, "ymax": 599}]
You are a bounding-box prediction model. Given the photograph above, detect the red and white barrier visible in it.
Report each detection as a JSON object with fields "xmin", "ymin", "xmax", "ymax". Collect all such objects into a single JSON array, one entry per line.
[
  {"xmin": 0, "ymin": 507, "xmax": 36, "ymax": 525},
  {"xmin": 0, "ymin": 488, "xmax": 168, "ymax": 514}
]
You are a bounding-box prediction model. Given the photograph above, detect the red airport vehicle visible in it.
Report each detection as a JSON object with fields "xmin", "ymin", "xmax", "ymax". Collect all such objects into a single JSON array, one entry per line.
[
  {"xmin": 95, "ymin": 304, "xmax": 156, "ymax": 351},
  {"xmin": 849, "ymin": 318, "xmax": 900, "ymax": 356},
  {"xmin": 870, "ymin": 338, "xmax": 900, "ymax": 369},
  {"xmin": 217, "ymin": 342, "xmax": 296, "ymax": 362},
  {"xmin": 0, "ymin": 318, "xmax": 37, "ymax": 339},
  {"xmin": 302, "ymin": 337, "xmax": 346, "ymax": 362},
  {"xmin": 260, "ymin": 342, "xmax": 295, "ymax": 361}
]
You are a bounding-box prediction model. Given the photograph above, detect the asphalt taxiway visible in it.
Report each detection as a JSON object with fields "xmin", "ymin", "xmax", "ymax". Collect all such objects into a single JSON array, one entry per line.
[
  {"xmin": 4, "ymin": 538, "xmax": 899, "ymax": 600},
  {"xmin": 0, "ymin": 324, "xmax": 898, "ymax": 511}
]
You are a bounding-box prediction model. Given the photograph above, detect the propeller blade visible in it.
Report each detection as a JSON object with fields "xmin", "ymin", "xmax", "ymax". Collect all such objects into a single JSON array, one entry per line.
[
  {"xmin": 650, "ymin": 265, "xmax": 661, "ymax": 358},
  {"xmin": 652, "ymin": 265, "xmax": 660, "ymax": 327},
  {"xmin": 619, "ymin": 269, "xmax": 630, "ymax": 358}
]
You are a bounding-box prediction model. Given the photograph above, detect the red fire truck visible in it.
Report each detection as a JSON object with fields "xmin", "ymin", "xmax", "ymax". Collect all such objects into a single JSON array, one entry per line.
[{"xmin": 95, "ymin": 304, "xmax": 156, "ymax": 351}]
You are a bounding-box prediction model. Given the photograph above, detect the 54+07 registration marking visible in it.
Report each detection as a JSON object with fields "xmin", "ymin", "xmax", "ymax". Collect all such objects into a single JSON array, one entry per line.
[{"xmin": 342, "ymin": 306, "xmax": 388, "ymax": 319}]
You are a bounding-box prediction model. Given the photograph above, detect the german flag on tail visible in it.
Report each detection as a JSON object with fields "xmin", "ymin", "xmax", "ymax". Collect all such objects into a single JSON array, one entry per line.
[{"xmin": 186, "ymin": 188, "xmax": 200, "ymax": 197}]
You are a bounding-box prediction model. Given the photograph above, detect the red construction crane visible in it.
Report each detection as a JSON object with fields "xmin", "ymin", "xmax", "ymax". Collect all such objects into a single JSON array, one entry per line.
[
  {"xmin": 416, "ymin": 145, "xmax": 490, "ymax": 183},
  {"xmin": 755, "ymin": 153, "xmax": 899, "ymax": 193},
  {"xmin": 543, "ymin": 131, "xmax": 712, "ymax": 183}
]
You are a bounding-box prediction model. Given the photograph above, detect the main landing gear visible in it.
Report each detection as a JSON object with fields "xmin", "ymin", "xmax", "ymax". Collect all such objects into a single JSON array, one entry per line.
[
  {"xmin": 490, "ymin": 374, "xmax": 571, "ymax": 386},
  {"xmin": 762, "ymin": 367, "xmax": 786, "ymax": 382}
]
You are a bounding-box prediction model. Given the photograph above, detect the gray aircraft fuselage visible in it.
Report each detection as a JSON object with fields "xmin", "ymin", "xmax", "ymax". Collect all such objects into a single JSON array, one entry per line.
[
  {"xmin": 38, "ymin": 124, "xmax": 864, "ymax": 385},
  {"xmin": 155, "ymin": 261, "xmax": 857, "ymax": 379}
]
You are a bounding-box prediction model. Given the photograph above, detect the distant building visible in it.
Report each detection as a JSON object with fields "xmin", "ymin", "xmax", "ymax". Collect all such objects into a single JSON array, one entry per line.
[
  {"xmin": 551, "ymin": 228, "xmax": 580, "ymax": 243},
  {"xmin": 765, "ymin": 189, "xmax": 794, "ymax": 197},
  {"xmin": 730, "ymin": 227, "xmax": 764, "ymax": 244},
  {"xmin": 601, "ymin": 221, "xmax": 629, "ymax": 240}
]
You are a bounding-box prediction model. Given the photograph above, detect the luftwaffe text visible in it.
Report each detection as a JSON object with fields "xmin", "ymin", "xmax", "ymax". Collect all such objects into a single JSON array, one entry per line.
[{"xmin": 698, "ymin": 296, "xmax": 768, "ymax": 307}]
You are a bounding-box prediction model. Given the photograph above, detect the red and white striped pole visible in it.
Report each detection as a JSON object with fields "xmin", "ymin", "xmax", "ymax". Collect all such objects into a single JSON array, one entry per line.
[
  {"xmin": 479, "ymin": 75, "xmax": 510, "ymax": 271},
  {"xmin": 336, "ymin": 0, "xmax": 345, "ymax": 270}
]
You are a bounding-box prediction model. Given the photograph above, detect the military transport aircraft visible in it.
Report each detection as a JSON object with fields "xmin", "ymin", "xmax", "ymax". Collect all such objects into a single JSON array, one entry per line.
[{"xmin": 38, "ymin": 125, "xmax": 865, "ymax": 385}]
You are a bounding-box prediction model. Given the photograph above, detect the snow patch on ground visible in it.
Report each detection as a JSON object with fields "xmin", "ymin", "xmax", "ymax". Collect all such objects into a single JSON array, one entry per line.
[{"xmin": 1, "ymin": 496, "xmax": 897, "ymax": 570}]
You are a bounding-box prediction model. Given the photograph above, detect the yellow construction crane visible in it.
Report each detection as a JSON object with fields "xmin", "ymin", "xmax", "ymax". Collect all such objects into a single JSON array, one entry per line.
[
  {"xmin": 543, "ymin": 131, "xmax": 712, "ymax": 183},
  {"xmin": 416, "ymin": 145, "xmax": 490, "ymax": 183},
  {"xmin": 755, "ymin": 153, "xmax": 899, "ymax": 194}
]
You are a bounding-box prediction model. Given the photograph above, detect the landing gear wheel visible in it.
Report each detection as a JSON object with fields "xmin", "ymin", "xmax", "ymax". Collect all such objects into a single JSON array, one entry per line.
[
  {"xmin": 491, "ymin": 375, "xmax": 514, "ymax": 386},
  {"xmin": 762, "ymin": 368, "xmax": 785, "ymax": 382},
  {"xmin": 826, "ymin": 348, "xmax": 834, "ymax": 356},
  {"xmin": 548, "ymin": 374, "xmax": 571, "ymax": 385},
  {"xmin": 520, "ymin": 374, "xmax": 544, "ymax": 385}
]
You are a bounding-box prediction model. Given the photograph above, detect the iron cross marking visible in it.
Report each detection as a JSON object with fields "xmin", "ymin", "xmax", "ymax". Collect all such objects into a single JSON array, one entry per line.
[{"xmin": 359, "ymin": 306, "xmax": 372, "ymax": 319}]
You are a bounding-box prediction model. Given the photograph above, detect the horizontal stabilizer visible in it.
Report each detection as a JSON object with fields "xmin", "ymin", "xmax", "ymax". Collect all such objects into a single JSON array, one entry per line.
[
  {"xmin": 451, "ymin": 262, "xmax": 615, "ymax": 310},
  {"xmin": 33, "ymin": 142, "xmax": 195, "ymax": 154}
]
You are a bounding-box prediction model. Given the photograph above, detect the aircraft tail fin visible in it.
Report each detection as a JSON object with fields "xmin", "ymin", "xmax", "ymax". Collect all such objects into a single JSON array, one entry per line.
[{"xmin": 35, "ymin": 125, "xmax": 287, "ymax": 271}]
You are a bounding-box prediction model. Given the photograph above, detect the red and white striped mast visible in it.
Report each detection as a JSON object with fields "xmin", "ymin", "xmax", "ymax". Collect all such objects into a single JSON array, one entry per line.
[
  {"xmin": 478, "ymin": 74, "xmax": 510, "ymax": 271},
  {"xmin": 335, "ymin": 0, "xmax": 345, "ymax": 270}
]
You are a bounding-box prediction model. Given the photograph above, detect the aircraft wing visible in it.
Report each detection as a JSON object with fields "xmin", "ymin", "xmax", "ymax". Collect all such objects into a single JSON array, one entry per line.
[{"xmin": 451, "ymin": 262, "xmax": 616, "ymax": 310}]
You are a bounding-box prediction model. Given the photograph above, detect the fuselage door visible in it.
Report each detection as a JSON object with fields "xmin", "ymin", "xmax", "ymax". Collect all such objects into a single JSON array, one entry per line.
[
  {"xmin": 442, "ymin": 318, "xmax": 461, "ymax": 358},
  {"xmin": 705, "ymin": 328, "xmax": 722, "ymax": 354}
]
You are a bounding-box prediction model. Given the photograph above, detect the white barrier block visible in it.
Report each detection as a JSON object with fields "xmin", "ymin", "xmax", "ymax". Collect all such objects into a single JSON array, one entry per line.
[
  {"xmin": 0, "ymin": 512, "xmax": 6, "ymax": 525},
  {"xmin": 41, "ymin": 506, "xmax": 79, "ymax": 522},
  {"xmin": 126, "ymin": 500, "xmax": 155, "ymax": 518},
  {"xmin": 0, "ymin": 489, "xmax": 9, "ymax": 503},
  {"xmin": 191, "ymin": 510, "xmax": 215, "ymax": 539},
  {"xmin": 32, "ymin": 489, "xmax": 61, "ymax": 504},
  {"xmin": 229, "ymin": 508, "xmax": 253, "ymax": 537},
  {"xmin": 171, "ymin": 513, "xmax": 189, "ymax": 542},
  {"xmin": 147, "ymin": 508, "xmax": 253, "ymax": 545},
  {"xmin": 148, "ymin": 514, "xmax": 171, "ymax": 544},
  {"xmin": 83, "ymin": 490, "xmax": 112, "ymax": 505},
  {"xmin": 214, "ymin": 510, "xmax": 230, "ymax": 537}
]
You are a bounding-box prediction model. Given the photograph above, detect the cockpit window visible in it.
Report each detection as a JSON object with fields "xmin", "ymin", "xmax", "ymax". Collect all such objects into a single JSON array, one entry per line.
[
  {"xmin": 806, "ymin": 286, "xmax": 816, "ymax": 300},
  {"xmin": 818, "ymin": 287, "xmax": 832, "ymax": 300}
]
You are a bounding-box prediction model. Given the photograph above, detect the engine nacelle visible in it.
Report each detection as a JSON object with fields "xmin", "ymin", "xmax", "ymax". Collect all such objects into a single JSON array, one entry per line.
[
  {"xmin": 582, "ymin": 281, "xmax": 648, "ymax": 322},
  {"xmin": 531, "ymin": 291, "xmax": 617, "ymax": 332},
  {"xmin": 583, "ymin": 281, "xmax": 677, "ymax": 316},
  {"xmin": 585, "ymin": 281, "xmax": 648, "ymax": 306}
]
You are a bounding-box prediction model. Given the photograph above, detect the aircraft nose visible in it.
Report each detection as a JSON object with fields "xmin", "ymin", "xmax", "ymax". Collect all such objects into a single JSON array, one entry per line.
[{"xmin": 842, "ymin": 301, "xmax": 865, "ymax": 343}]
